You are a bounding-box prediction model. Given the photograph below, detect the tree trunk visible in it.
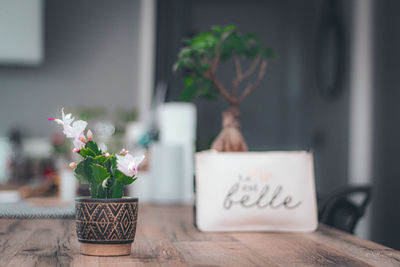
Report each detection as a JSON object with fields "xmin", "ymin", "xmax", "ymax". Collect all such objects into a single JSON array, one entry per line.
[{"xmin": 211, "ymin": 107, "xmax": 248, "ymax": 152}]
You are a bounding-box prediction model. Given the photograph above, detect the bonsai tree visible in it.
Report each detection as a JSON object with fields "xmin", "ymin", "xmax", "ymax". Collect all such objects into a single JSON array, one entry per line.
[
  {"xmin": 49, "ymin": 108, "xmax": 144, "ymax": 198},
  {"xmin": 174, "ymin": 25, "xmax": 274, "ymax": 151}
]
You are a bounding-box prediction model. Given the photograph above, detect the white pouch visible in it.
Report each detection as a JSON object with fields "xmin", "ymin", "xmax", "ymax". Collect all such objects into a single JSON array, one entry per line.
[{"xmin": 195, "ymin": 150, "xmax": 318, "ymax": 232}]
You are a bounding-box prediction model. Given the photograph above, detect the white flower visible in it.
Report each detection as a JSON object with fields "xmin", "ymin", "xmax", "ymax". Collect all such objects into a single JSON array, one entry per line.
[
  {"xmin": 73, "ymin": 132, "xmax": 86, "ymax": 151},
  {"xmin": 61, "ymin": 108, "xmax": 75, "ymax": 126},
  {"xmin": 116, "ymin": 153, "xmax": 145, "ymax": 177},
  {"xmin": 99, "ymin": 143, "xmax": 108, "ymax": 153},
  {"xmin": 49, "ymin": 108, "xmax": 74, "ymax": 125},
  {"xmin": 64, "ymin": 120, "xmax": 87, "ymax": 139},
  {"xmin": 49, "ymin": 108, "xmax": 87, "ymax": 140}
]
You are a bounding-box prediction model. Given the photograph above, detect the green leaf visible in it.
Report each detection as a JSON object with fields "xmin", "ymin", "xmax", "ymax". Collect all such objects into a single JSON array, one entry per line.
[
  {"xmin": 190, "ymin": 32, "xmax": 218, "ymax": 50},
  {"xmin": 114, "ymin": 169, "xmax": 137, "ymax": 185},
  {"xmin": 90, "ymin": 183, "xmax": 106, "ymax": 198},
  {"xmin": 185, "ymin": 76, "xmax": 194, "ymax": 87},
  {"xmin": 221, "ymin": 32, "xmax": 244, "ymax": 59},
  {"xmin": 243, "ymin": 33, "xmax": 262, "ymax": 58},
  {"xmin": 211, "ymin": 25, "xmax": 222, "ymax": 33},
  {"xmin": 223, "ymin": 25, "xmax": 237, "ymax": 32},
  {"xmin": 110, "ymin": 155, "xmax": 117, "ymax": 174},
  {"xmin": 91, "ymin": 164, "xmax": 110, "ymax": 184},
  {"xmin": 179, "ymin": 77, "xmax": 198, "ymax": 101},
  {"xmin": 74, "ymin": 157, "xmax": 94, "ymax": 184},
  {"xmin": 263, "ymin": 48, "xmax": 276, "ymax": 58},
  {"xmin": 244, "ymin": 33, "xmax": 261, "ymax": 45},
  {"xmin": 182, "ymin": 57, "xmax": 196, "ymax": 70},
  {"xmin": 201, "ymin": 63, "xmax": 210, "ymax": 72},
  {"xmin": 172, "ymin": 61, "xmax": 181, "ymax": 72},
  {"xmin": 111, "ymin": 180, "xmax": 124, "ymax": 198},
  {"xmin": 78, "ymin": 147, "xmax": 96, "ymax": 157},
  {"xmin": 178, "ymin": 47, "xmax": 193, "ymax": 59},
  {"xmin": 94, "ymin": 155, "xmax": 109, "ymax": 165},
  {"xmin": 111, "ymin": 154, "xmax": 117, "ymax": 165},
  {"xmin": 195, "ymin": 77, "xmax": 217, "ymax": 100},
  {"xmin": 86, "ymin": 141, "xmax": 102, "ymax": 156}
]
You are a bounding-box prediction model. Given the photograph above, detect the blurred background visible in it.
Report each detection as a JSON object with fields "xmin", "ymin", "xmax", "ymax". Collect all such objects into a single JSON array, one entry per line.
[{"xmin": 0, "ymin": 0, "xmax": 399, "ymax": 249}]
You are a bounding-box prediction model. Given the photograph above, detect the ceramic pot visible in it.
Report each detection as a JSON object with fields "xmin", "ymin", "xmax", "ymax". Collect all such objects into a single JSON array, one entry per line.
[{"xmin": 75, "ymin": 197, "xmax": 138, "ymax": 256}]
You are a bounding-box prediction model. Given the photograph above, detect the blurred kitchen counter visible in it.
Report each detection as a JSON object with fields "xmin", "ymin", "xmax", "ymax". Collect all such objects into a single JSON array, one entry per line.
[{"xmin": 0, "ymin": 204, "xmax": 399, "ymax": 266}]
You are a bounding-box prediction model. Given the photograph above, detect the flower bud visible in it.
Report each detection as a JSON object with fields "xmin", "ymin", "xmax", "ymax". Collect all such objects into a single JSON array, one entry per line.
[
  {"xmin": 73, "ymin": 148, "xmax": 80, "ymax": 153},
  {"xmin": 87, "ymin": 129, "xmax": 93, "ymax": 141},
  {"xmin": 119, "ymin": 148, "xmax": 128, "ymax": 155},
  {"xmin": 69, "ymin": 162, "xmax": 78, "ymax": 169}
]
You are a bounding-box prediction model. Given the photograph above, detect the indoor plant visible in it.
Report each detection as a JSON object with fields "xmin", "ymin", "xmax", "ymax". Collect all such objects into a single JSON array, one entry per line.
[
  {"xmin": 174, "ymin": 25, "xmax": 274, "ymax": 151},
  {"xmin": 49, "ymin": 108, "xmax": 144, "ymax": 256}
]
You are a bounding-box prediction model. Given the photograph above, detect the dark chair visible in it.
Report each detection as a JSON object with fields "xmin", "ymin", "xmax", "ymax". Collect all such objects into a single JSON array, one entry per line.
[{"xmin": 317, "ymin": 185, "xmax": 372, "ymax": 234}]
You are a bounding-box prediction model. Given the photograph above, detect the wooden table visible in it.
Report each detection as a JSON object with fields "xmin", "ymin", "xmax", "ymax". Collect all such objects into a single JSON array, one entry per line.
[{"xmin": 0, "ymin": 205, "xmax": 399, "ymax": 266}]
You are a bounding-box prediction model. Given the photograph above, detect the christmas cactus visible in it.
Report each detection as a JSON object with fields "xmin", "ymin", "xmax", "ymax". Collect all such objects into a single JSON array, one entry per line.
[{"xmin": 49, "ymin": 108, "xmax": 144, "ymax": 198}]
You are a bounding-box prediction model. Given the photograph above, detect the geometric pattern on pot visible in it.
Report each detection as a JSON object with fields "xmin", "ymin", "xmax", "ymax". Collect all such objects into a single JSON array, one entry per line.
[{"xmin": 75, "ymin": 199, "xmax": 138, "ymax": 244}]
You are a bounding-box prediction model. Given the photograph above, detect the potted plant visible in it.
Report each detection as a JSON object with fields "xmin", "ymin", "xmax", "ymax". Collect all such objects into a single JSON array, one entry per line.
[
  {"xmin": 174, "ymin": 25, "xmax": 274, "ymax": 151},
  {"xmin": 49, "ymin": 108, "xmax": 144, "ymax": 256}
]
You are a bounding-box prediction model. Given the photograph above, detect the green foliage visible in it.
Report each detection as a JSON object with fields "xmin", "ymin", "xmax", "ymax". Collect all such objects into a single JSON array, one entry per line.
[
  {"xmin": 111, "ymin": 180, "xmax": 124, "ymax": 198},
  {"xmin": 93, "ymin": 155, "xmax": 109, "ymax": 165},
  {"xmin": 115, "ymin": 169, "xmax": 137, "ymax": 185},
  {"xmin": 86, "ymin": 141, "xmax": 102, "ymax": 156},
  {"xmin": 78, "ymin": 147, "xmax": 96, "ymax": 158},
  {"xmin": 174, "ymin": 25, "xmax": 275, "ymax": 101},
  {"xmin": 91, "ymin": 164, "xmax": 110, "ymax": 184},
  {"xmin": 74, "ymin": 157, "xmax": 94, "ymax": 185},
  {"xmin": 73, "ymin": 140, "xmax": 137, "ymax": 199},
  {"xmin": 180, "ymin": 76, "xmax": 218, "ymax": 101}
]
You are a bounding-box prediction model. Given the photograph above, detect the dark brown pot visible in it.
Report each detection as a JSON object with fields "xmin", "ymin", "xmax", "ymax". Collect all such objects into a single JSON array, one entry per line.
[{"xmin": 75, "ymin": 197, "xmax": 138, "ymax": 256}]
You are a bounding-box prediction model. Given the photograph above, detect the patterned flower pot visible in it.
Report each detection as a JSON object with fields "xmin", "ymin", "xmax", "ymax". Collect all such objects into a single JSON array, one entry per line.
[{"xmin": 75, "ymin": 197, "xmax": 138, "ymax": 256}]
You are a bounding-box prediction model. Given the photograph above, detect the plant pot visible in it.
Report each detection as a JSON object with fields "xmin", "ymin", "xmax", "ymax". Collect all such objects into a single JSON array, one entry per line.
[{"xmin": 75, "ymin": 197, "xmax": 138, "ymax": 256}]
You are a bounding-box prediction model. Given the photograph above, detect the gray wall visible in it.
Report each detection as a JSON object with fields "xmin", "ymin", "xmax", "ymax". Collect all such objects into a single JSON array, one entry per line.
[
  {"xmin": 157, "ymin": 0, "xmax": 351, "ymax": 194},
  {"xmin": 0, "ymin": 0, "xmax": 140, "ymax": 137},
  {"xmin": 372, "ymin": 0, "xmax": 400, "ymax": 250}
]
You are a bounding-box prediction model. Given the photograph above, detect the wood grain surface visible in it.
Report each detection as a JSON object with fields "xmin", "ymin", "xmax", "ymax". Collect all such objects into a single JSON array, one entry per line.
[{"xmin": 0, "ymin": 204, "xmax": 399, "ymax": 266}]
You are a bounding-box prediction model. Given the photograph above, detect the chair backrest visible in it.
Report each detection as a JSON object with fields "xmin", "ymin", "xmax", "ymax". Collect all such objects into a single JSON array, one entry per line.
[{"xmin": 318, "ymin": 185, "xmax": 372, "ymax": 233}]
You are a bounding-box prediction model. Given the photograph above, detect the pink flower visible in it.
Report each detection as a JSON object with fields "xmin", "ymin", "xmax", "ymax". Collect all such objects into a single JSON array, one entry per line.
[{"xmin": 116, "ymin": 153, "xmax": 145, "ymax": 177}]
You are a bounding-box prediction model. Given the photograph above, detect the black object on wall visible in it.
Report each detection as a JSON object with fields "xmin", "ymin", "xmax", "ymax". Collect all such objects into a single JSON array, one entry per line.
[{"xmin": 315, "ymin": 0, "xmax": 346, "ymax": 101}]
